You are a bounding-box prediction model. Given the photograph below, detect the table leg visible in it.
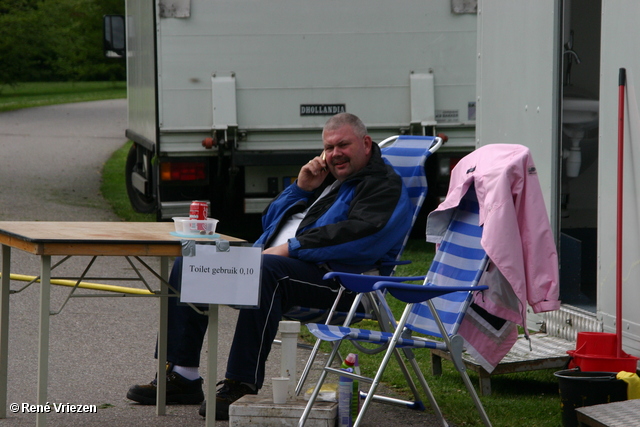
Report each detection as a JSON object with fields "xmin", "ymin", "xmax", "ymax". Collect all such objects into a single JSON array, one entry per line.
[
  {"xmin": 156, "ymin": 256, "xmax": 169, "ymax": 415},
  {"xmin": 36, "ymin": 255, "xmax": 51, "ymax": 427},
  {"xmin": 0, "ymin": 245, "xmax": 11, "ymax": 418},
  {"xmin": 205, "ymin": 304, "xmax": 218, "ymax": 427}
]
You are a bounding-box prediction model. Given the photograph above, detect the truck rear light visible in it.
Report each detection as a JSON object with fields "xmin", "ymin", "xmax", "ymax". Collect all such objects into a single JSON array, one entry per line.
[{"xmin": 160, "ymin": 161, "xmax": 207, "ymax": 181}]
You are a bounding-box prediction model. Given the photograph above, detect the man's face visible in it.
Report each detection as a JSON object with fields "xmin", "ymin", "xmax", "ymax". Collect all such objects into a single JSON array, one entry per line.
[{"xmin": 322, "ymin": 125, "xmax": 372, "ymax": 181}]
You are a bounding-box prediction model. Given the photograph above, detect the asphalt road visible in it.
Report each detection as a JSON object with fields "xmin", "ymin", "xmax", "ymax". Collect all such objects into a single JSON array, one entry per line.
[{"xmin": 0, "ymin": 100, "xmax": 451, "ymax": 426}]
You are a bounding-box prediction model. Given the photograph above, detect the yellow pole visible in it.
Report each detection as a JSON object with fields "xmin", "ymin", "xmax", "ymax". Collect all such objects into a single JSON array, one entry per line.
[{"xmin": 1, "ymin": 273, "xmax": 154, "ymax": 295}]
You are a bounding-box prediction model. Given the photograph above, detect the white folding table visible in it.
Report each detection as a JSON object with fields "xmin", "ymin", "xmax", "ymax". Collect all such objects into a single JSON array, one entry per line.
[{"xmin": 0, "ymin": 221, "xmax": 245, "ymax": 427}]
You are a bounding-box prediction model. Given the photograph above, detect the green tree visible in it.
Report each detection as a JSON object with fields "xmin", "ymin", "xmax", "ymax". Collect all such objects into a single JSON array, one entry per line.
[
  {"xmin": 37, "ymin": 0, "xmax": 126, "ymax": 81},
  {"xmin": 0, "ymin": 0, "xmax": 125, "ymax": 87},
  {"xmin": 0, "ymin": 6, "xmax": 54, "ymax": 86},
  {"xmin": 0, "ymin": 0, "xmax": 38, "ymax": 15}
]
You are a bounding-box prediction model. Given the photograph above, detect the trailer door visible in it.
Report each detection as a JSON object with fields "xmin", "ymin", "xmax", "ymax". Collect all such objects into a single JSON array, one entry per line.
[
  {"xmin": 476, "ymin": 0, "xmax": 561, "ymax": 227},
  {"xmin": 476, "ymin": 0, "xmax": 562, "ymax": 329}
]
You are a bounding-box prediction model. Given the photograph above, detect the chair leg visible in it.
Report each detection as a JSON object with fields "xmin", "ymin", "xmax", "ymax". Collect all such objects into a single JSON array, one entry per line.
[
  {"xmin": 356, "ymin": 347, "xmax": 429, "ymax": 410},
  {"xmin": 353, "ymin": 305, "xmax": 423, "ymax": 427},
  {"xmin": 449, "ymin": 335, "xmax": 492, "ymax": 427},
  {"xmin": 395, "ymin": 348, "xmax": 426, "ymax": 409},
  {"xmin": 407, "ymin": 354, "xmax": 449, "ymax": 427},
  {"xmin": 356, "ymin": 302, "xmax": 425, "ymax": 411},
  {"xmin": 359, "ymin": 347, "xmax": 448, "ymax": 426},
  {"xmin": 353, "ymin": 336, "xmax": 397, "ymax": 426},
  {"xmin": 298, "ymin": 339, "xmax": 344, "ymax": 426},
  {"xmin": 296, "ymin": 285, "xmax": 351, "ymax": 396},
  {"xmin": 427, "ymin": 300, "xmax": 492, "ymax": 427},
  {"xmin": 295, "ymin": 337, "xmax": 322, "ymax": 396},
  {"xmin": 405, "ymin": 348, "xmax": 446, "ymax": 406},
  {"xmin": 298, "ymin": 367, "xmax": 331, "ymax": 427},
  {"xmin": 375, "ymin": 348, "xmax": 427, "ymax": 410}
]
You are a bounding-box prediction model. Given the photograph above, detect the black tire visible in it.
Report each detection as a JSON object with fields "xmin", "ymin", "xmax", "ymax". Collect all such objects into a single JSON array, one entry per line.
[{"xmin": 125, "ymin": 143, "xmax": 156, "ymax": 213}]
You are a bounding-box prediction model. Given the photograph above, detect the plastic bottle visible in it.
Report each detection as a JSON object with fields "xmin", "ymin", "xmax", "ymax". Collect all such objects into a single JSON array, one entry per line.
[
  {"xmin": 338, "ymin": 353, "xmax": 360, "ymax": 426},
  {"xmin": 338, "ymin": 367, "xmax": 354, "ymax": 427}
]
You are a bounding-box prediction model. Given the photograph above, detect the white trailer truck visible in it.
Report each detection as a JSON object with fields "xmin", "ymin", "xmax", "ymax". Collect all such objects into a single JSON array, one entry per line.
[
  {"xmin": 105, "ymin": 0, "xmax": 478, "ymax": 238},
  {"xmin": 106, "ymin": 0, "xmax": 640, "ymax": 361}
]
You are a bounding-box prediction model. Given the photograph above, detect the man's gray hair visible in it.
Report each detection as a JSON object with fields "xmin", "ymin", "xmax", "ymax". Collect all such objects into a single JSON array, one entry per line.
[{"xmin": 323, "ymin": 113, "xmax": 368, "ymax": 138}]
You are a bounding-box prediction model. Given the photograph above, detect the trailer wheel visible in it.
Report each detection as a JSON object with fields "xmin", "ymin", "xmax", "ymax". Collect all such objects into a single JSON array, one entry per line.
[{"xmin": 125, "ymin": 143, "xmax": 156, "ymax": 213}]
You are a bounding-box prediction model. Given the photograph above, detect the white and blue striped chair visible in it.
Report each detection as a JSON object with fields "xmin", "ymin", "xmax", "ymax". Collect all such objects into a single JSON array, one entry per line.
[{"xmin": 299, "ymin": 186, "xmax": 492, "ymax": 427}]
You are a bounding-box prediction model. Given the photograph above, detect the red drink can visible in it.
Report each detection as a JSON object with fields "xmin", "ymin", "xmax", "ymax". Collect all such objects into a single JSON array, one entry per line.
[{"xmin": 189, "ymin": 201, "xmax": 209, "ymax": 231}]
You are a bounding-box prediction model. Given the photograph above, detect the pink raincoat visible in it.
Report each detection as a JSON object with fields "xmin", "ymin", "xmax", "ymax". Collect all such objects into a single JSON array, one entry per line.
[{"xmin": 426, "ymin": 144, "xmax": 560, "ymax": 372}]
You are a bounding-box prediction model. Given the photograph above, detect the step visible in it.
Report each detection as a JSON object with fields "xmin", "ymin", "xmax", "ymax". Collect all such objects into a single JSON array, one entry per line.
[{"xmin": 229, "ymin": 394, "xmax": 337, "ymax": 427}]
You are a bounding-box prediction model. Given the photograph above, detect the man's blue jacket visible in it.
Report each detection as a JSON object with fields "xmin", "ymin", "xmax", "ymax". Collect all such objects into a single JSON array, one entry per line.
[{"xmin": 254, "ymin": 143, "xmax": 413, "ymax": 268}]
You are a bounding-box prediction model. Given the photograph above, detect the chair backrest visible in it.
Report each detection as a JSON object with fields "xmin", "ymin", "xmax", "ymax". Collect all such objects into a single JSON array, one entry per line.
[
  {"xmin": 406, "ymin": 185, "xmax": 488, "ymax": 338},
  {"xmin": 380, "ymin": 135, "xmax": 438, "ymax": 258}
]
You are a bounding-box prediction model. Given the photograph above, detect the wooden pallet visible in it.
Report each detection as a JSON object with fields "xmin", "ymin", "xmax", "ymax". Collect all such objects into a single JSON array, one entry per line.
[
  {"xmin": 430, "ymin": 333, "xmax": 575, "ymax": 395},
  {"xmin": 575, "ymin": 398, "xmax": 640, "ymax": 427}
]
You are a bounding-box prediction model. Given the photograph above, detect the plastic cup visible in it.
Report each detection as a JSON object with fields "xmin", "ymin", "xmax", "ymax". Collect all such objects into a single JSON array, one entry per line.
[{"xmin": 272, "ymin": 377, "xmax": 290, "ymax": 404}]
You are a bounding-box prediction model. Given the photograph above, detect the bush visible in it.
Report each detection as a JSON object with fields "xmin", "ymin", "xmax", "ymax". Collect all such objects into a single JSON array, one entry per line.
[{"xmin": 0, "ymin": 0, "xmax": 125, "ymax": 87}]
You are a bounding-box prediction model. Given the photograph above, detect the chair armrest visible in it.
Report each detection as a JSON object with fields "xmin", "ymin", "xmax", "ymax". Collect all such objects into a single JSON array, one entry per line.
[
  {"xmin": 323, "ymin": 271, "xmax": 425, "ymax": 293},
  {"xmin": 372, "ymin": 282, "xmax": 488, "ymax": 304}
]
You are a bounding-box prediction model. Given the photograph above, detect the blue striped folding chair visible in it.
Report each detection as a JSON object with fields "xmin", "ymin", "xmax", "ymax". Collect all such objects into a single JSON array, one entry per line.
[
  {"xmin": 289, "ymin": 135, "xmax": 443, "ymax": 394},
  {"xmin": 299, "ymin": 185, "xmax": 492, "ymax": 427}
]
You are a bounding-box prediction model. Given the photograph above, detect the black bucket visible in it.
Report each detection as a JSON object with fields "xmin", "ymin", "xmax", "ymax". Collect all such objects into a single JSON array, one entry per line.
[{"xmin": 554, "ymin": 369, "xmax": 628, "ymax": 427}]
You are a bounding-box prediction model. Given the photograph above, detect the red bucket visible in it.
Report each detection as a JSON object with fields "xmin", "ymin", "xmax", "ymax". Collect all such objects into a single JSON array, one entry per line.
[{"xmin": 567, "ymin": 332, "xmax": 639, "ymax": 372}]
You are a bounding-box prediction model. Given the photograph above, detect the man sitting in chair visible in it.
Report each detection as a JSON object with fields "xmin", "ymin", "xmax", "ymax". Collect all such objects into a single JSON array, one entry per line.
[{"xmin": 126, "ymin": 112, "xmax": 413, "ymax": 420}]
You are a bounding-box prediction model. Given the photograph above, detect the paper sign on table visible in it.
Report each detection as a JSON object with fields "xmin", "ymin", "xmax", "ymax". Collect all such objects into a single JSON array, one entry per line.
[{"xmin": 180, "ymin": 244, "xmax": 262, "ymax": 306}]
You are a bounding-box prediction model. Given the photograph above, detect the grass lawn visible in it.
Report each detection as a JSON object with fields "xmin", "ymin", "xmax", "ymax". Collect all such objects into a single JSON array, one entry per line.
[
  {"xmin": 101, "ymin": 141, "xmax": 156, "ymax": 222},
  {"xmin": 0, "ymin": 81, "xmax": 126, "ymax": 112},
  {"xmin": 3, "ymin": 81, "xmax": 566, "ymax": 426}
]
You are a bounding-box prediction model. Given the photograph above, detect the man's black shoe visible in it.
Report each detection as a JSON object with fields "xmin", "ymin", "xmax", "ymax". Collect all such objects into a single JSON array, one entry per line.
[
  {"xmin": 199, "ymin": 379, "xmax": 257, "ymax": 420},
  {"xmin": 126, "ymin": 364, "xmax": 204, "ymax": 405}
]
